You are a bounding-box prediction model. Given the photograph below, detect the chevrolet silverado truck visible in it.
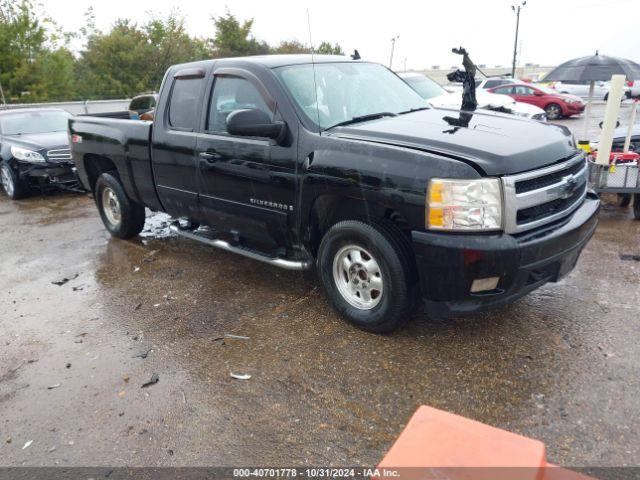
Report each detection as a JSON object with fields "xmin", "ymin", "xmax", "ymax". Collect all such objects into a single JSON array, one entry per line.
[{"xmin": 69, "ymin": 55, "xmax": 599, "ymax": 333}]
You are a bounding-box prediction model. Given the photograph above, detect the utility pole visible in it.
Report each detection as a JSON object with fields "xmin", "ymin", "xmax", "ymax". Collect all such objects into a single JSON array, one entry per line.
[
  {"xmin": 389, "ymin": 35, "xmax": 399, "ymax": 70},
  {"xmin": 511, "ymin": 1, "xmax": 526, "ymax": 78}
]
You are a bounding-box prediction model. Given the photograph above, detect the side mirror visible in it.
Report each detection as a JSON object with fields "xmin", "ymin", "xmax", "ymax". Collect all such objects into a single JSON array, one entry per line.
[
  {"xmin": 226, "ymin": 109, "xmax": 286, "ymax": 142},
  {"xmin": 533, "ymin": 91, "xmax": 543, "ymax": 96}
]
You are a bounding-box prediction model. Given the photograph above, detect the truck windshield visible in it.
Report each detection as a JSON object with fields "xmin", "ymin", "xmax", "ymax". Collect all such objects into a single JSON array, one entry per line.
[
  {"xmin": 276, "ymin": 62, "xmax": 428, "ymax": 131},
  {"xmin": 0, "ymin": 110, "xmax": 72, "ymax": 135}
]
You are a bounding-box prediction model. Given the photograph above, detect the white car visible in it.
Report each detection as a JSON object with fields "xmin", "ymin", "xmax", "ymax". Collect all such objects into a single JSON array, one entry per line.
[
  {"xmin": 551, "ymin": 80, "xmax": 631, "ymax": 101},
  {"xmin": 444, "ymin": 77, "xmax": 516, "ymax": 94},
  {"xmin": 400, "ymin": 73, "xmax": 546, "ymax": 121}
]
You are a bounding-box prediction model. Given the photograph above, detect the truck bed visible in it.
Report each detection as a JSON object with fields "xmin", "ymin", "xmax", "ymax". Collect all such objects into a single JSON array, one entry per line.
[{"xmin": 69, "ymin": 116, "xmax": 162, "ymax": 211}]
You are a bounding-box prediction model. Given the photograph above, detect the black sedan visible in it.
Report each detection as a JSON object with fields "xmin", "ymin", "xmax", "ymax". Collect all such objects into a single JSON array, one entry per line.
[{"xmin": 0, "ymin": 108, "xmax": 79, "ymax": 199}]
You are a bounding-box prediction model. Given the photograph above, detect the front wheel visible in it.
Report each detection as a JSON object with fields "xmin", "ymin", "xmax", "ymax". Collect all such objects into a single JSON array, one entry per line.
[
  {"xmin": 545, "ymin": 103, "xmax": 562, "ymax": 120},
  {"xmin": 317, "ymin": 220, "xmax": 415, "ymax": 333},
  {"xmin": 634, "ymin": 194, "xmax": 640, "ymax": 220},
  {"xmin": 1, "ymin": 162, "xmax": 27, "ymax": 200},
  {"xmin": 95, "ymin": 172, "xmax": 146, "ymax": 239}
]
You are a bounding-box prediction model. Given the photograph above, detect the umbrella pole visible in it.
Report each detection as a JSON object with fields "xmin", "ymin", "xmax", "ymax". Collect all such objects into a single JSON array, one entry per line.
[
  {"xmin": 623, "ymin": 99, "xmax": 638, "ymax": 152},
  {"xmin": 596, "ymin": 75, "xmax": 626, "ymax": 165},
  {"xmin": 581, "ymin": 81, "xmax": 595, "ymax": 142}
]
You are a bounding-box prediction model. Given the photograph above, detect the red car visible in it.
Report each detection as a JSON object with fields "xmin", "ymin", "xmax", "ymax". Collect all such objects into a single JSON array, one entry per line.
[{"xmin": 488, "ymin": 83, "xmax": 585, "ymax": 120}]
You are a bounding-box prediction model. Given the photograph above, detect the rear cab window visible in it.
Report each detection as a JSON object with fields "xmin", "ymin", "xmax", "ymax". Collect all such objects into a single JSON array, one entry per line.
[{"xmin": 168, "ymin": 78, "xmax": 204, "ymax": 131}]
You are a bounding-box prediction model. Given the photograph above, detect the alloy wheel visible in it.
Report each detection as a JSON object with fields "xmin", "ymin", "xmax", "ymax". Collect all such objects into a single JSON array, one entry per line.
[
  {"xmin": 332, "ymin": 244, "xmax": 384, "ymax": 310},
  {"xmin": 1, "ymin": 165, "xmax": 14, "ymax": 197},
  {"xmin": 101, "ymin": 187, "xmax": 122, "ymax": 227}
]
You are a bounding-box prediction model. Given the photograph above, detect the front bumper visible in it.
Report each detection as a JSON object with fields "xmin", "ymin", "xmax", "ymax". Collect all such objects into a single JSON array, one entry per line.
[
  {"xmin": 411, "ymin": 195, "xmax": 600, "ymax": 315},
  {"xmin": 17, "ymin": 162, "xmax": 80, "ymax": 189}
]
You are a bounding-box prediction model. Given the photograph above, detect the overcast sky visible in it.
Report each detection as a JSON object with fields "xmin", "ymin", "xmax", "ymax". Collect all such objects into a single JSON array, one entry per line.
[{"xmin": 42, "ymin": 0, "xmax": 639, "ymax": 70}]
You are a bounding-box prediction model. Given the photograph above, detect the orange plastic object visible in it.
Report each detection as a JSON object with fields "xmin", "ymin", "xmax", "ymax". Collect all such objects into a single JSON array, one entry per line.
[{"xmin": 376, "ymin": 406, "xmax": 595, "ymax": 480}]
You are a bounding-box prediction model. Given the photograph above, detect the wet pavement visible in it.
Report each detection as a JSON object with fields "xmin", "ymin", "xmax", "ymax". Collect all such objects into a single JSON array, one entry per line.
[{"xmin": 1, "ymin": 104, "xmax": 639, "ymax": 468}]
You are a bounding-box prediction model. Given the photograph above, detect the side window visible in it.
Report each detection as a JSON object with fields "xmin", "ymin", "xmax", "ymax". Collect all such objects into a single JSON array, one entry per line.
[
  {"xmin": 129, "ymin": 97, "xmax": 145, "ymax": 111},
  {"xmin": 493, "ymin": 86, "xmax": 513, "ymax": 94},
  {"xmin": 207, "ymin": 76, "xmax": 272, "ymax": 133},
  {"xmin": 168, "ymin": 78, "xmax": 203, "ymax": 130},
  {"xmin": 515, "ymin": 86, "xmax": 533, "ymax": 95}
]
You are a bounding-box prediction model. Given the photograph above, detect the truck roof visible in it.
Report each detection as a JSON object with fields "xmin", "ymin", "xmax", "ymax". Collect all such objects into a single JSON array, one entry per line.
[{"xmin": 173, "ymin": 54, "xmax": 361, "ymax": 71}]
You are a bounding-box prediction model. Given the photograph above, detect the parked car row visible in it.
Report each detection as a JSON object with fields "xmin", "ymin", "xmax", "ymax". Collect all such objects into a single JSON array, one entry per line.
[
  {"xmin": 399, "ymin": 73, "xmax": 547, "ymax": 120},
  {"xmin": 488, "ymin": 83, "xmax": 584, "ymax": 120},
  {"xmin": 549, "ymin": 80, "xmax": 631, "ymax": 100}
]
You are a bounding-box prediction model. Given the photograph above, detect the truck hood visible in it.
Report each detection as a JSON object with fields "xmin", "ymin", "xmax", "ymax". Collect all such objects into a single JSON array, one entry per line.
[
  {"xmin": 429, "ymin": 92, "xmax": 545, "ymax": 118},
  {"xmin": 331, "ymin": 109, "xmax": 576, "ymax": 176},
  {"xmin": 4, "ymin": 131, "xmax": 69, "ymax": 152}
]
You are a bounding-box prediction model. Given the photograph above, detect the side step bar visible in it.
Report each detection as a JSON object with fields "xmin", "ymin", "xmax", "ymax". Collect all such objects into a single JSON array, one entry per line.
[{"xmin": 169, "ymin": 223, "xmax": 312, "ymax": 271}]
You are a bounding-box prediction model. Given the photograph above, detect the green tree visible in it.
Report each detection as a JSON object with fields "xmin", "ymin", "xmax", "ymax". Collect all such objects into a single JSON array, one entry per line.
[
  {"xmin": 272, "ymin": 40, "xmax": 310, "ymax": 54},
  {"xmin": 316, "ymin": 41, "xmax": 344, "ymax": 55},
  {"xmin": 144, "ymin": 12, "xmax": 209, "ymax": 89},
  {"xmin": 76, "ymin": 13, "xmax": 210, "ymax": 99},
  {"xmin": 75, "ymin": 19, "xmax": 153, "ymax": 99},
  {"xmin": 209, "ymin": 11, "xmax": 270, "ymax": 58},
  {"xmin": 0, "ymin": 0, "xmax": 75, "ymax": 101}
]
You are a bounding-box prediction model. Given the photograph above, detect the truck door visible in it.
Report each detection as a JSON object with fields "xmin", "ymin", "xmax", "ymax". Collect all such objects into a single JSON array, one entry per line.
[
  {"xmin": 151, "ymin": 68, "xmax": 206, "ymax": 219},
  {"xmin": 195, "ymin": 70, "xmax": 297, "ymax": 254}
]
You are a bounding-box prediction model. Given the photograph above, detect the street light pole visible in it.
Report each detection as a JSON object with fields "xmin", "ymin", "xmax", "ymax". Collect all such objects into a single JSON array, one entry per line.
[
  {"xmin": 511, "ymin": 1, "xmax": 526, "ymax": 78},
  {"xmin": 389, "ymin": 36, "xmax": 399, "ymax": 70}
]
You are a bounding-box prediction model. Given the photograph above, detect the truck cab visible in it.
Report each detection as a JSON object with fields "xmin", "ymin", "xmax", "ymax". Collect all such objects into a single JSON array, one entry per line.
[{"xmin": 70, "ymin": 55, "xmax": 599, "ymax": 333}]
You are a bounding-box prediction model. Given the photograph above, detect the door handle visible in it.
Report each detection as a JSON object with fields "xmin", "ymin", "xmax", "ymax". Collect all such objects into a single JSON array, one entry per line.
[{"xmin": 199, "ymin": 151, "xmax": 221, "ymax": 162}]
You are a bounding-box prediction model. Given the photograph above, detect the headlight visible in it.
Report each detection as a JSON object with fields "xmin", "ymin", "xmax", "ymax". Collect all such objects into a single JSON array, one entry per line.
[
  {"xmin": 11, "ymin": 146, "xmax": 46, "ymax": 163},
  {"xmin": 427, "ymin": 178, "xmax": 503, "ymax": 231}
]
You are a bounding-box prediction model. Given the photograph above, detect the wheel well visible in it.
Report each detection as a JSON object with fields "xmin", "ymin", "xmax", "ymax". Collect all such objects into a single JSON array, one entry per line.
[
  {"xmin": 83, "ymin": 154, "xmax": 118, "ymax": 194},
  {"xmin": 307, "ymin": 195, "xmax": 412, "ymax": 257}
]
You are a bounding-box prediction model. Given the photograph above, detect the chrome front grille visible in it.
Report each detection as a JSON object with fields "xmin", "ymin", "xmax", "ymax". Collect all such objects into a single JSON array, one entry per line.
[
  {"xmin": 46, "ymin": 148, "xmax": 72, "ymax": 161},
  {"xmin": 502, "ymin": 154, "xmax": 588, "ymax": 234}
]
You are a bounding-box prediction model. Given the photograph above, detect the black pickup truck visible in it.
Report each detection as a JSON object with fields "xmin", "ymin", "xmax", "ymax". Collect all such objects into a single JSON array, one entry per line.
[{"xmin": 69, "ymin": 54, "xmax": 599, "ymax": 332}]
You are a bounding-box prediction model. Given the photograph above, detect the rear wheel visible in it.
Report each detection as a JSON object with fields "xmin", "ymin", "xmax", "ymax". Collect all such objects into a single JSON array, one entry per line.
[
  {"xmin": 618, "ymin": 193, "xmax": 632, "ymax": 208},
  {"xmin": 317, "ymin": 220, "xmax": 415, "ymax": 333},
  {"xmin": 545, "ymin": 103, "xmax": 562, "ymax": 120},
  {"xmin": 1, "ymin": 162, "xmax": 27, "ymax": 200},
  {"xmin": 95, "ymin": 172, "xmax": 146, "ymax": 239}
]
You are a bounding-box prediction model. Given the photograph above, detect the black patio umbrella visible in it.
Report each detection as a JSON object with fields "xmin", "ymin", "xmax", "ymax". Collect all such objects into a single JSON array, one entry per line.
[
  {"xmin": 544, "ymin": 51, "xmax": 640, "ymax": 83},
  {"xmin": 544, "ymin": 52, "xmax": 640, "ymax": 141}
]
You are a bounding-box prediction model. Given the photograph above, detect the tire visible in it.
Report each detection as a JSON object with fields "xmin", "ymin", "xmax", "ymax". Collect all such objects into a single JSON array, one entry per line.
[
  {"xmin": 1, "ymin": 161, "xmax": 27, "ymax": 200},
  {"xmin": 545, "ymin": 103, "xmax": 562, "ymax": 120},
  {"xmin": 317, "ymin": 220, "xmax": 415, "ymax": 333},
  {"xmin": 618, "ymin": 193, "xmax": 632, "ymax": 208},
  {"xmin": 94, "ymin": 172, "xmax": 146, "ymax": 239},
  {"xmin": 604, "ymin": 93, "xmax": 608, "ymax": 101},
  {"xmin": 634, "ymin": 195, "xmax": 640, "ymax": 220}
]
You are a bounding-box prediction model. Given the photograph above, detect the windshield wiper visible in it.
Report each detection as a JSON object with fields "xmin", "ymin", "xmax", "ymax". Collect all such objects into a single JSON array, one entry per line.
[
  {"xmin": 324, "ymin": 112, "xmax": 397, "ymax": 131},
  {"xmin": 398, "ymin": 106, "xmax": 430, "ymax": 115}
]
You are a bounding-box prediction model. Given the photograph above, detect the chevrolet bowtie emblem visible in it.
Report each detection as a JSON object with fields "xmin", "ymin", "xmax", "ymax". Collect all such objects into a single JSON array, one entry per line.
[{"xmin": 560, "ymin": 174, "xmax": 579, "ymax": 199}]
